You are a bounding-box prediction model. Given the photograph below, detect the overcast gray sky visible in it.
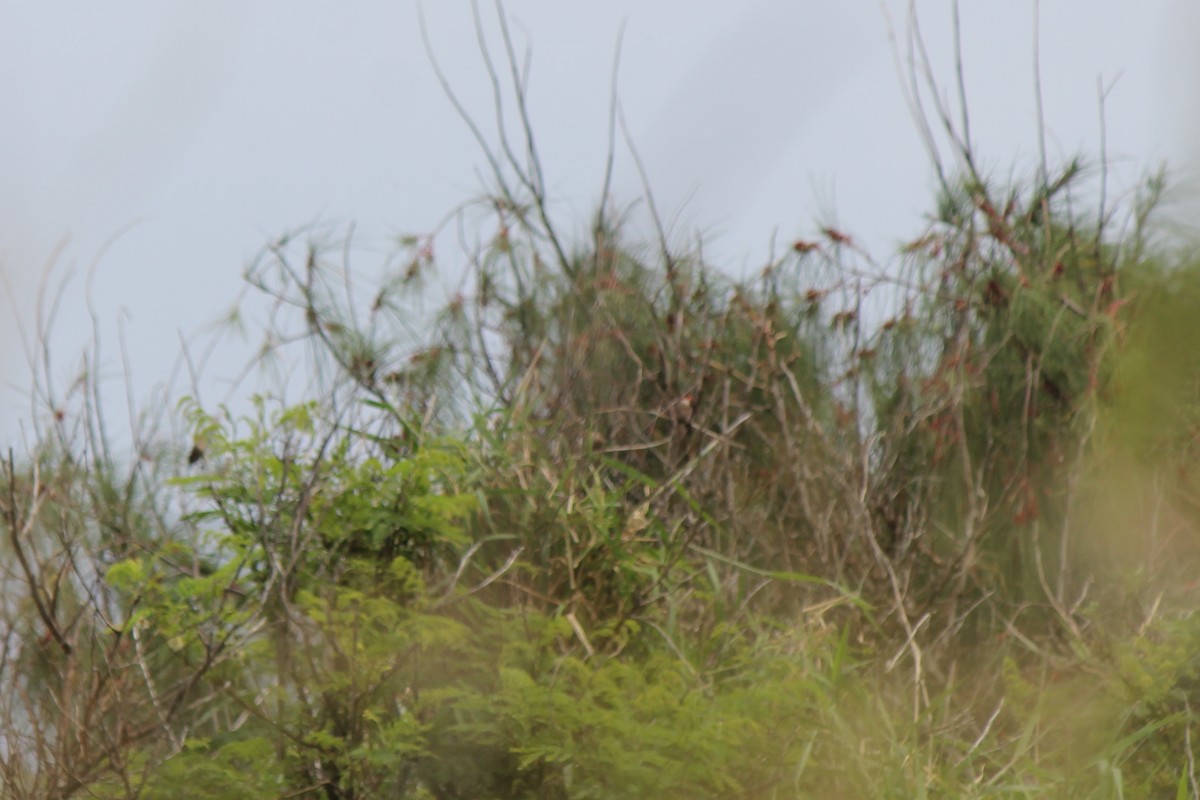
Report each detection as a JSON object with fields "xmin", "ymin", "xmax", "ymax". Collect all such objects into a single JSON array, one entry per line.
[{"xmin": 1, "ymin": 1, "xmax": 1195, "ymax": 447}]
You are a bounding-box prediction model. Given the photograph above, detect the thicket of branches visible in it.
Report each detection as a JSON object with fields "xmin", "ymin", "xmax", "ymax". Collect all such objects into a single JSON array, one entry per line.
[{"xmin": 5, "ymin": 4, "xmax": 1200, "ymax": 798}]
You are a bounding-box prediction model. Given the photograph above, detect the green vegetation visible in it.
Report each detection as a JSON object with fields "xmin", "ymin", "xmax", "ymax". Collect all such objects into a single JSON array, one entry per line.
[{"xmin": 5, "ymin": 9, "xmax": 1200, "ymax": 799}]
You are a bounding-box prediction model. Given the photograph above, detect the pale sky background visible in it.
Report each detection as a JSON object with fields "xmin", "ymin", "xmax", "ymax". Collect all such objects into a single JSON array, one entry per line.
[{"xmin": 1, "ymin": 1, "xmax": 1197, "ymax": 449}]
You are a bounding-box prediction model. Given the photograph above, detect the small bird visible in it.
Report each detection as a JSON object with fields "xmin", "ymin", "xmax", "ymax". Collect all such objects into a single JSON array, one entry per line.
[{"xmin": 674, "ymin": 393, "xmax": 695, "ymax": 426}]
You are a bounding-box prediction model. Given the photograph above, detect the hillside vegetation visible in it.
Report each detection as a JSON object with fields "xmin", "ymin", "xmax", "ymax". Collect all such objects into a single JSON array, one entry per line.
[{"xmin": 4, "ymin": 10, "xmax": 1200, "ymax": 799}]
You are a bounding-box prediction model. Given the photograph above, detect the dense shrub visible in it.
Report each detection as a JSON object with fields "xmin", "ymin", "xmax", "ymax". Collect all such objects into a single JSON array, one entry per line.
[{"xmin": 5, "ymin": 6, "xmax": 1200, "ymax": 798}]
